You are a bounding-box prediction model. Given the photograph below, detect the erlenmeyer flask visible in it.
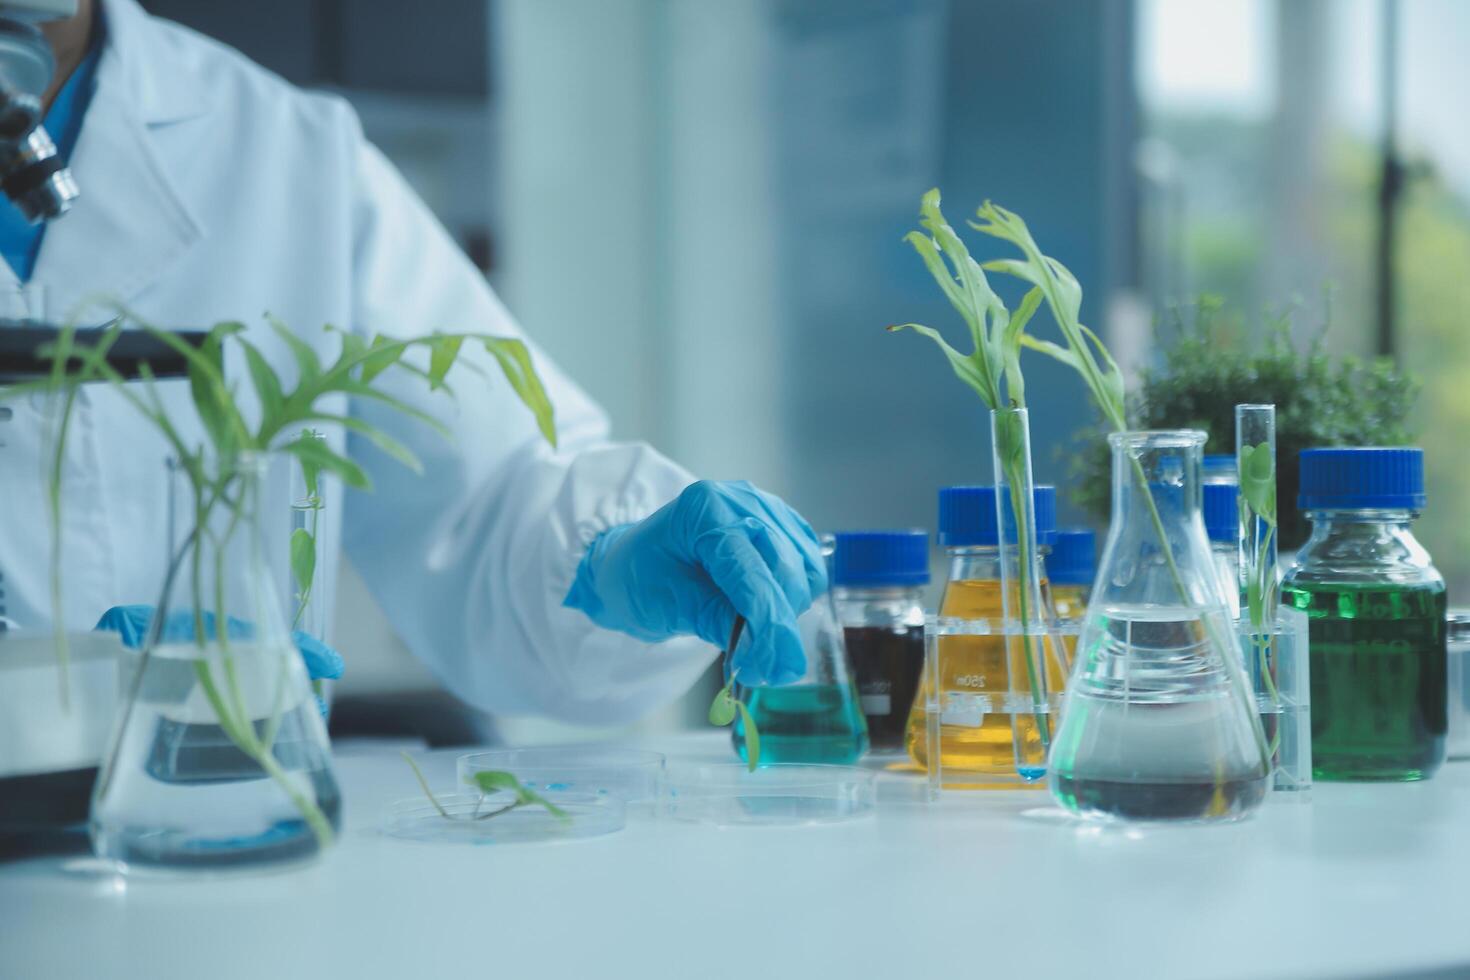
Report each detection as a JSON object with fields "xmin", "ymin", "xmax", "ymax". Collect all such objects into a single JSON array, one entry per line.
[
  {"xmin": 91, "ymin": 454, "xmax": 341, "ymax": 871},
  {"xmin": 734, "ymin": 598, "xmax": 869, "ymax": 766},
  {"xmin": 1049, "ymin": 431, "xmax": 1270, "ymax": 822}
]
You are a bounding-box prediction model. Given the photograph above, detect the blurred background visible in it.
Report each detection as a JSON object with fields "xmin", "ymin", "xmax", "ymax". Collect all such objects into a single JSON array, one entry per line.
[{"xmin": 140, "ymin": 0, "xmax": 1470, "ymax": 739}]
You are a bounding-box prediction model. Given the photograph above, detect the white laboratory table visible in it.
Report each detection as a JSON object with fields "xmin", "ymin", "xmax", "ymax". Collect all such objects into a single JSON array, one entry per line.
[{"xmin": 3, "ymin": 734, "xmax": 1469, "ymax": 980}]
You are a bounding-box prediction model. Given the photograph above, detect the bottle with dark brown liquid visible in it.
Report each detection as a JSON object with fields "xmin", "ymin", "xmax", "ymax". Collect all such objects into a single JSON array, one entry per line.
[{"xmin": 831, "ymin": 531, "xmax": 929, "ymax": 753}]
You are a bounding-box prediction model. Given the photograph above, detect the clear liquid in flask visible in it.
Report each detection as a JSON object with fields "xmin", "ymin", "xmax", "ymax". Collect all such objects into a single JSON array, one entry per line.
[{"xmin": 1050, "ymin": 602, "xmax": 1269, "ymax": 821}]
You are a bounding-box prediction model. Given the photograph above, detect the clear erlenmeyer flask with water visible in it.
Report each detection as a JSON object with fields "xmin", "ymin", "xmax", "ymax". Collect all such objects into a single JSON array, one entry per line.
[
  {"xmin": 91, "ymin": 454, "xmax": 341, "ymax": 871},
  {"xmin": 1049, "ymin": 431, "xmax": 1271, "ymax": 822}
]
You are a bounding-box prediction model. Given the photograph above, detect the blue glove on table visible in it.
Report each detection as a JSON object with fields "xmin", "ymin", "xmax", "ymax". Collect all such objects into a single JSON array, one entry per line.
[
  {"xmin": 563, "ymin": 480, "xmax": 826, "ymax": 687},
  {"xmin": 95, "ymin": 605, "xmax": 344, "ymax": 684}
]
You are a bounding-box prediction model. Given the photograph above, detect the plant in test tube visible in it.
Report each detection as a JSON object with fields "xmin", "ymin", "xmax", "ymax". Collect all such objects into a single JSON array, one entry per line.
[
  {"xmin": 25, "ymin": 310, "xmax": 557, "ymax": 848},
  {"xmin": 890, "ymin": 189, "xmax": 1055, "ymax": 758},
  {"xmin": 290, "ymin": 428, "xmax": 326, "ymax": 630}
]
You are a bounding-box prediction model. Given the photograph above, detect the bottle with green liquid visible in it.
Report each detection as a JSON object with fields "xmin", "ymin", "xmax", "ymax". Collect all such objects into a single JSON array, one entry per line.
[{"xmin": 1282, "ymin": 448, "xmax": 1447, "ymax": 781}]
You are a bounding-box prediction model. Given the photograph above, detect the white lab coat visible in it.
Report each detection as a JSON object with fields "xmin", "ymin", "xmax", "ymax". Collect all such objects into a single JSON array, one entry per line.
[{"xmin": 0, "ymin": 0, "xmax": 715, "ymax": 725}]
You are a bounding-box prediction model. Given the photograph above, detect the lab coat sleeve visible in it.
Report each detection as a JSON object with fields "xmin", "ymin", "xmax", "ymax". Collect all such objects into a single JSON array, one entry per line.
[{"xmin": 341, "ymin": 133, "xmax": 717, "ymax": 725}]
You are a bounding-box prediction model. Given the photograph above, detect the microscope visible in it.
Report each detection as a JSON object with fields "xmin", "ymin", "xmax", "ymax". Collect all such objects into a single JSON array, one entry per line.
[{"xmin": 0, "ymin": 0, "xmax": 79, "ymax": 223}]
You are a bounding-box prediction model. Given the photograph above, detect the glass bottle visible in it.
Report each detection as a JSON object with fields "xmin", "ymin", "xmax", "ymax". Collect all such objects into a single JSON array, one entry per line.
[
  {"xmin": 904, "ymin": 484, "xmax": 1062, "ymax": 786},
  {"xmin": 1446, "ymin": 612, "xmax": 1470, "ymax": 761},
  {"xmin": 831, "ymin": 530, "xmax": 929, "ymax": 753},
  {"xmin": 1203, "ymin": 481, "xmax": 1241, "ymax": 621},
  {"xmin": 1046, "ymin": 528, "xmax": 1095, "ymax": 625},
  {"xmin": 91, "ymin": 454, "xmax": 341, "ymax": 872},
  {"xmin": 1202, "ymin": 454, "xmax": 1237, "ymax": 485},
  {"xmin": 1049, "ymin": 431, "xmax": 1270, "ymax": 822},
  {"xmin": 733, "ymin": 589, "xmax": 869, "ymax": 766},
  {"xmin": 1282, "ymin": 447, "xmax": 1447, "ymax": 781}
]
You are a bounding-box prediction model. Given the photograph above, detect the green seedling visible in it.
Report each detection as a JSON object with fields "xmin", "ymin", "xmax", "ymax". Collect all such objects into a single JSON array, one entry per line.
[
  {"xmin": 707, "ymin": 617, "xmax": 760, "ymax": 771},
  {"xmin": 1239, "ymin": 437, "xmax": 1283, "ymax": 753},
  {"xmin": 401, "ymin": 752, "xmax": 568, "ymax": 822}
]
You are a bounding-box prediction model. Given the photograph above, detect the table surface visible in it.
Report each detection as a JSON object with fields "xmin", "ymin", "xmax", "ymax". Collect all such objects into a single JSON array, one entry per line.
[{"xmin": 3, "ymin": 734, "xmax": 1468, "ymax": 980}]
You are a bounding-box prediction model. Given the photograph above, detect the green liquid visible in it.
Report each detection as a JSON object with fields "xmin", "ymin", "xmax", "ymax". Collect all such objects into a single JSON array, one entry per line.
[
  {"xmin": 1283, "ymin": 581, "xmax": 1447, "ymax": 781},
  {"xmin": 732, "ymin": 684, "xmax": 868, "ymax": 765}
]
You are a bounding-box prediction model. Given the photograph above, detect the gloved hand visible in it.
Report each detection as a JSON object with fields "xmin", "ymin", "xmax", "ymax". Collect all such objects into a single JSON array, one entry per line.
[
  {"xmin": 563, "ymin": 480, "xmax": 826, "ymax": 687},
  {"xmin": 95, "ymin": 605, "xmax": 345, "ymax": 683}
]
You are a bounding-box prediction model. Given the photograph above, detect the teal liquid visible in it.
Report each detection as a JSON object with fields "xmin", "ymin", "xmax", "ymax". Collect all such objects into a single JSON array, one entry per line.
[{"xmin": 732, "ymin": 684, "xmax": 868, "ymax": 765}]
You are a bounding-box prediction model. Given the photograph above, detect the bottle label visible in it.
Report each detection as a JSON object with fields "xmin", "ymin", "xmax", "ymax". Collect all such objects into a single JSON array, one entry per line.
[
  {"xmin": 861, "ymin": 694, "xmax": 891, "ymax": 716},
  {"xmin": 939, "ymin": 691, "xmax": 989, "ymax": 728}
]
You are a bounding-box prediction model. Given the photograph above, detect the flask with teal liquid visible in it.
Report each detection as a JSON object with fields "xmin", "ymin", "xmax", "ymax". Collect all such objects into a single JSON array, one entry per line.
[{"xmin": 733, "ymin": 581, "xmax": 869, "ymax": 766}]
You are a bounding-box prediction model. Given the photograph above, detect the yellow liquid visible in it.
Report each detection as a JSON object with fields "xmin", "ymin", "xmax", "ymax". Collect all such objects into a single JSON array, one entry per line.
[
  {"xmin": 904, "ymin": 575, "xmax": 1066, "ymax": 786},
  {"xmin": 1049, "ymin": 583, "xmax": 1088, "ymax": 664},
  {"xmin": 1050, "ymin": 584, "xmax": 1088, "ymax": 623}
]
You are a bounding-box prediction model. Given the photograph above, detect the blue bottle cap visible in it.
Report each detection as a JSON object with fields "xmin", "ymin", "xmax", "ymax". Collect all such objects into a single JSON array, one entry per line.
[
  {"xmin": 831, "ymin": 530, "xmax": 931, "ymax": 587},
  {"xmin": 1203, "ymin": 454, "xmax": 1237, "ymax": 480},
  {"xmin": 1202, "ymin": 482, "xmax": 1239, "ymax": 544},
  {"xmin": 1298, "ymin": 447, "xmax": 1425, "ymax": 511},
  {"xmin": 938, "ymin": 485, "xmax": 1057, "ymax": 548},
  {"xmin": 1047, "ymin": 528, "xmax": 1095, "ymax": 586}
]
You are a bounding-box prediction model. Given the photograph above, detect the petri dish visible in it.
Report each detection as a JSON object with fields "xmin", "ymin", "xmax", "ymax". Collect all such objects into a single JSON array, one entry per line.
[
  {"xmin": 662, "ymin": 764, "xmax": 876, "ymax": 827},
  {"xmin": 456, "ymin": 747, "xmax": 665, "ymax": 807},
  {"xmin": 382, "ymin": 790, "xmax": 624, "ymax": 845}
]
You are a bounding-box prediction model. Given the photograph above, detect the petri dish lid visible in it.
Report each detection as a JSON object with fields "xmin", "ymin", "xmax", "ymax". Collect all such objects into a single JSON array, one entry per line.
[
  {"xmin": 457, "ymin": 746, "xmax": 665, "ymax": 805},
  {"xmin": 382, "ymin": 790, "xmax": 624, "ymax": 845},
  {"xmin": 663, "ymin": 764, "xmax": 876, "ymax": 827}
]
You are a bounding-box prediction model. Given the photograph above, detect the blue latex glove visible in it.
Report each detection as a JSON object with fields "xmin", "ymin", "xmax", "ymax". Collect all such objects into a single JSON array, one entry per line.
[
  {"xmin": 95, "ymin": 605, "xmax": 345, "ymax": 683},
  {"xmin": 563, "ymin": 480, "xmax": 826, "ymax": 687}
]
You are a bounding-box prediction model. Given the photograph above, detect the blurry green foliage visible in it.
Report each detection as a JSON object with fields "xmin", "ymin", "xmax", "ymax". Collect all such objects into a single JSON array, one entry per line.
[{"xmin": 1070, "ymin": 298, "xmax": 1418, "ymax": 548}]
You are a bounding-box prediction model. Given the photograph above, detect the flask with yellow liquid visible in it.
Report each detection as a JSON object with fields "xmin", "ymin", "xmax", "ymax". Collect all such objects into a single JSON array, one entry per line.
[{"xmin": 906, "ymin": 484, "xmax": 1065, "ymax": 788}]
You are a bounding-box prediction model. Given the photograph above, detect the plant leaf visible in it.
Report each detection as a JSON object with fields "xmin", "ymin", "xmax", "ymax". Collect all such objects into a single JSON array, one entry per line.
[
  {"xmin": 708, "ymin": 678, "xmax": 737, "ymax": 726},
  {"xmin": 358, "ymin": 334, "xmax": 405, "ymax": 385},
  {"xmin": 472, "ymin": 770, "xmax": 568, "ymax": 820},
  {"xmin": 299, "ymin": 413, "xmax": 423, "ymax": 474},
  {"xmin": 1019, "ymin": 333, "xmax": 1080, "ymax": 367},
  {"xmin": 283, "ymin": 434, "xmax": 371, "ymax": 491},
  {"xmin": 483, "ymin": 338, "xmax": 557, "ymax": 448},
  {"xmin": 735, "ymin": 700, "xmax": 761, "ymax": 772},
  {"xmin": 290, "ymin": 527, "xmax": 316, "ymax": 600},
  {"xmin": 472, "ymin": 770, "xmax": 523, "ymax": 795},
  {"xmin": 237, "ymin": 336, "xmax": 285, "ymax": 432},
  {"xmin": 295, "ymin": 430, "xmax": 325, "ymax": 499},
  {"xmin": 888, "ymin": 323, "xmax": 995, "ymax": 406},
  {"xmin": 268, "ymin": 312, "xmax": 323, "ymax": 385},
  {"xmin": 1238, "ymin": 441, "xmax": 1277, "ymax": 522},
  {"xmin": 428, "ymin": 334, "xmax": 464, "ymax": 390}
]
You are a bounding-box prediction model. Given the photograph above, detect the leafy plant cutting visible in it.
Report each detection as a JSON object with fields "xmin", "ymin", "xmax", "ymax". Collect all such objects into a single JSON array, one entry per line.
[
  {"xmin": 889, "ymin": 190, "xmax": 1063, "ymax": 760},
  {"xmin": 26, "ymin": 308, "xmax": 557, "ymax": 848}
]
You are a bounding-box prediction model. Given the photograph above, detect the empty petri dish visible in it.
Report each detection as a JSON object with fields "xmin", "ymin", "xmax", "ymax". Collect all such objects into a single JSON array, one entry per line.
[
  {"xmin": 663, "ymin": 764, "xmax": 876, "ymax": 827},
  {"xmin": 457, "ymin": 747, "xmax": 665, "ymax": 806},
  {"xmin": 382, "ymin": 790, "xmax": 624, "ymax": 844}
]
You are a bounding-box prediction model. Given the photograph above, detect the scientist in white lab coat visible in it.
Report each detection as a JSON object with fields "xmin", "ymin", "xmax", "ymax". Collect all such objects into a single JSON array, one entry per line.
[{"xmin": 1, "ymin": 0, "xmax": 824, "ymax": 723}]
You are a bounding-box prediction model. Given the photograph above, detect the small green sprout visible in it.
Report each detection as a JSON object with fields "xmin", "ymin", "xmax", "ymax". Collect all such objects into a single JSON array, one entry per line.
[
  {"xmin": 401, "ymin": 752, "xmax": 568, "ymax": 822},
  {"xmin": 707, "ymin": 617, "xmax": 760, "ymax": 771}
]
